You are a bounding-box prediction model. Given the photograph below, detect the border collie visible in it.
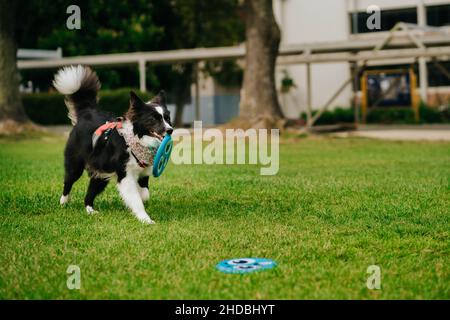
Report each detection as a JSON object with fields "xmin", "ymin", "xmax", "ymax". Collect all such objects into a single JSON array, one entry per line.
[{"xmin": 53, "ymin": 65, "xmax": 173, "ymax": 224}]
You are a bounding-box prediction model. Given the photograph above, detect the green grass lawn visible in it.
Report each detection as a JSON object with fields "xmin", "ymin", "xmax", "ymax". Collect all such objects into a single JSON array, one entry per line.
[{"xmin": 0, "ymin": 134, "xmax": 449, "ymax": 299}]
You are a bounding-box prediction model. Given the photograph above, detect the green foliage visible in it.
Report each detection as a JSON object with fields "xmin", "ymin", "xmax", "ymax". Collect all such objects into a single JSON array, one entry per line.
[
  {"xmin": 164, "ymin": 0, "xmax": 245, "ymax": 89},
  {"xmin": 22, "ymin": 93, "xmax": 67, "ymax": 125},
  {"xmin": 301, "ymin": 107, "xmax": 355, "ymax": 125},
  {"xmin": 203, "ymin": 60, "xmax": 243, "ymax": 88},
  {"xmin": 317, "ymin": 108, "xmax": 355, "ymax": 125},
  {"xmin": 22, "ymin": 89, "xmax": 153, "ymax": 125},
  {"xmin": 17, "ymin": 0, "xmax": 166, "ymax": 89},
  {"xmin": 17, "ymin": 0, "xmax": 165, "ymax": 55},
  {"xmin": 367, "ymin": 105, "xmax": 450, "ymax": 124},
  {"xmin": 280, "ymin": 70, "xmax": 296, "ymax": 93},
  {"xmin": 301, "ymin": 105, "xmax": 450, "ymax": 125},
  {"xmin": 161, "ymin": 0, "xmax": 244, "ymax": 49},
  {"xmin": 16, "ymin": 0, "xmax": 245, "ymax": 93},
  {"xmin": 419, "ymin": 101, "xmax": 450, "ymax": 123},
  {"xmin": 0, "ymin": 137, "xmax": 449, "ymax": 299},
  {"xmin": 366, "ymin": 108, "xmax": 416, "ymax": 124}
]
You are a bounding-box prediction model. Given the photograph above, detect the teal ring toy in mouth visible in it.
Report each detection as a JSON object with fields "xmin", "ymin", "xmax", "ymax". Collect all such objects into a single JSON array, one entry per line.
[{"xmin": 152, "ymin": 134, "xmax": 173, "ymax": 177}]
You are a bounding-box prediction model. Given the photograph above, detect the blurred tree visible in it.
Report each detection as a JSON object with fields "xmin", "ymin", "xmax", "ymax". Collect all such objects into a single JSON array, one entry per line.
[
  {"xmin": 239, "ymin": 0, "xmax": 284, "ymax": 128},
  {"xmin": 16, "ymin": 0, "xmax": 245, "ymax": 126},
  {"xmin": 17, "ymin": 0, "xmax": 165, "ymax": 90},
  {"xmin": 151, "ymin": 0, "xmax": 244, "ymax": 126},
  {"xmin": 0, "ymin": 0, "xmax": 31, "ymax": 133}
]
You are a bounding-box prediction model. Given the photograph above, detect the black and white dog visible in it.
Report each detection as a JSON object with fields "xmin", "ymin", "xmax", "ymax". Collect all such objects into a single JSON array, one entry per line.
[{"xmin": 53, "ymin": 65, "xmax": 173, "ymax": 224}]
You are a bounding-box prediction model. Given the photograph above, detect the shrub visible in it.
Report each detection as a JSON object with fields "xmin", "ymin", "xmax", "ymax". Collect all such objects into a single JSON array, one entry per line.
[
  {"xmin": 300, "ymin": 107, "xmax": 354, "ymax": 125},
  {"xmin": 22, "ymin": 89, "xmax": 153, "ymax": 125},
  {"xmin": 366, "ymin": 108, "xmax": 416, "ymax": 124},
  {"xmin": 418, "ymin": 101, "xmax": 450, "ymax": 123},
  {"xmin": 300, "ymin": 104, "xmax": 450, "ymax": 125}
]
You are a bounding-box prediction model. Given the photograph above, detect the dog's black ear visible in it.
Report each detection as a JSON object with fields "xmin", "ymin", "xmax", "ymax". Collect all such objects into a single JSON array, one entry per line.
[
  {"xmin": 151, "ymin": 90, "xmax": 166, "ymax": 106},
  {"xmin": 130, "ymin": 91, "xmax": 144, "ymax": 109}
]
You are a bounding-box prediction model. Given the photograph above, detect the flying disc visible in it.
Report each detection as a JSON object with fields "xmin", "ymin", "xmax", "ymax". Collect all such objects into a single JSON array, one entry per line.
[
  {"xmin": 152, "ymin": 134, "xmax": 173, "ymax": 177},
  {"xmin": 216, "ymin": 258, "xmax": 277, "ymax": 274}
]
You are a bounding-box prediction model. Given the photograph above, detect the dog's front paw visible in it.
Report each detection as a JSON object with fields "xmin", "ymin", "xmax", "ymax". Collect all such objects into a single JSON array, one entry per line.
[
  {"xmin": 137, "ymin": 213, "xmax": 155, "ymax": 225},
  {"xmin": 86, "ymin": 206, "xmax": 98, "ymax": 215},
  {"xmin": 60, "ymin": 194, "xmax": 70, "ymax": 205},
  {"xmin": 139, "ymin": 187, "xmax": 150, "ymax": 202}
]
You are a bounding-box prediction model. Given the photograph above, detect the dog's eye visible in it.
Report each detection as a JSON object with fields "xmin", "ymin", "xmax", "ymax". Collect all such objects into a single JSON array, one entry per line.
[{"xmin": 155, "ymin": 114, "xmax": 163, "ymax": 120}]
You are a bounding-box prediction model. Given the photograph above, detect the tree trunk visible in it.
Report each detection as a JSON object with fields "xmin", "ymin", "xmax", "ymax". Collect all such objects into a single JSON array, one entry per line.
[
  {"xmin": 174, "ymin": 93, "xmax": 185, "ymax": 127},
  {"xmin": 173, "ymin": 65, "xmax": 192, "ymax": 128},
  {"xmin": 0, "ymin": 0, "xmax": 31, "ymax": 134},
  {"xmin": 239, "ymin": 0, "xmax": 284, "ymax": 129}
]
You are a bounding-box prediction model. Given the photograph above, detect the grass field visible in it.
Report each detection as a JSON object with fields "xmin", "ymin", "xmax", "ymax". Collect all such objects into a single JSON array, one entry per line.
[{"xmin": 0, "ymin": 134, "xmax": 449, "ymax": 299}]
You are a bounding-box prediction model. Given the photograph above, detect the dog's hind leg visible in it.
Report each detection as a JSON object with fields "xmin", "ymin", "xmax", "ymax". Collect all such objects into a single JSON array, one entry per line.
[
  {"xmin": 60, "ymin": 158, "xmax": 84, "ymax": 205},
  {"xmin": 84, "ymin": 178, "xmax": 109, "ymax": 214},
  {"xmin": 137, "ymin": 176, "xmax": 150, "ymax": 202}
]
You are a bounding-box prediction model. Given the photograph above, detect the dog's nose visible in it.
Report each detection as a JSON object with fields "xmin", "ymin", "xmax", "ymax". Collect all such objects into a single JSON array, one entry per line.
[{"xmin": 166, "ymin": 128, "xmax": 173, "ymax": 135}]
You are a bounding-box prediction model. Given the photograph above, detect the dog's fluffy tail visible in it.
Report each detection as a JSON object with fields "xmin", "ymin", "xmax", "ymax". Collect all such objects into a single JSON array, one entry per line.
[{"xmin": 53, "ymin": 65, "xmax": 100, "ymax": 125}]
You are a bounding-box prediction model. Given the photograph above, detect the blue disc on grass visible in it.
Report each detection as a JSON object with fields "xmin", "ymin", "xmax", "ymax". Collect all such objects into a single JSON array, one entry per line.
[
  {"xmin": 152, "ymin": 134, "xmax": 173, "ymax": 177},
  {"xmin": 216, "ymin": 258, "xmax": 277, "ymax": 274}
]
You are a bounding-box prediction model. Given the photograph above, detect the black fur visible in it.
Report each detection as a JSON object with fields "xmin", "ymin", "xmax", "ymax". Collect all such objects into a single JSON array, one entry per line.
[
  {"xmin": 58, "ymin": 66, "xmax": 172, "ymax": 211},
  {"xmin": 127, "ymin": 91, "xmax": 173, "ymax": 138}
]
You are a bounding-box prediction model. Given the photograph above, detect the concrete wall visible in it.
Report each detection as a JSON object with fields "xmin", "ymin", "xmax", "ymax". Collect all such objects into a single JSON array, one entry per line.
[
  {"xmin": 174, "ymin": 94, "xmax": 239, "ymax": 126},
  {"xmin": 184, "ymin": 0, "xmax": 450, "ymax": 124},
  {"xmin": 274, "ymin": 0, "xmax": 353, "ymax": 119},
  {"xmin": 175, "ymin": 70, "xmax": 240, "ymax": 126},
  {"xmin": 273, "ymin": 0, "xmax": 450, "ymax": 119}
]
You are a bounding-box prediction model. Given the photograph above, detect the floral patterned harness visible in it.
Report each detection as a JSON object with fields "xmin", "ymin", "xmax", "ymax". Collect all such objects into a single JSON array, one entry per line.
[{"xmin": 92, "ymin": 118, "xmax": 163, "ymax": 168}]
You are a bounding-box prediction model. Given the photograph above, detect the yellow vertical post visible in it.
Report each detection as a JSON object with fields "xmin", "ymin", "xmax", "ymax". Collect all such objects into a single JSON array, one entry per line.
[
  {"xmin": 360, "ymin": 71, "xmax": 367, "ymax": 124},
  {"xmin": 410, "ymin": 68, "xmax": 420, "ymax": 122}
]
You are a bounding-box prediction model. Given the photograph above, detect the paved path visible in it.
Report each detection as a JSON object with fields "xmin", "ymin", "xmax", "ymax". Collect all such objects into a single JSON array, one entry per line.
[
  {"xmin": 332, "ymin": 125, "xmax": 450, "ymax": 141},
  {"xmin": 334, "ymin": 130, "xmax": 450, "ymax": 141}
]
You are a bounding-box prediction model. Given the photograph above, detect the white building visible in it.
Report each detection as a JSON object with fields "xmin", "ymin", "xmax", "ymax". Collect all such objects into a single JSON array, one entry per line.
[
  {"xmin": 273, "ymin": 0, "xmax": 450, "ymax": 119},
  {"xmin": 189, "ymin": 0, "xmax": 450, "ymax": 124}
]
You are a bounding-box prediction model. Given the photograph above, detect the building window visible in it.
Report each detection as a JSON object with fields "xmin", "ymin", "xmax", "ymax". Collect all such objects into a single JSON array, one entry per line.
[
  {"xmin": 426, "ymin": 4, "xmax": 450, "ymax": 27},
  {"xmin": 350, "ymin": 7, "xmax": 417, "ymax": 34}
]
